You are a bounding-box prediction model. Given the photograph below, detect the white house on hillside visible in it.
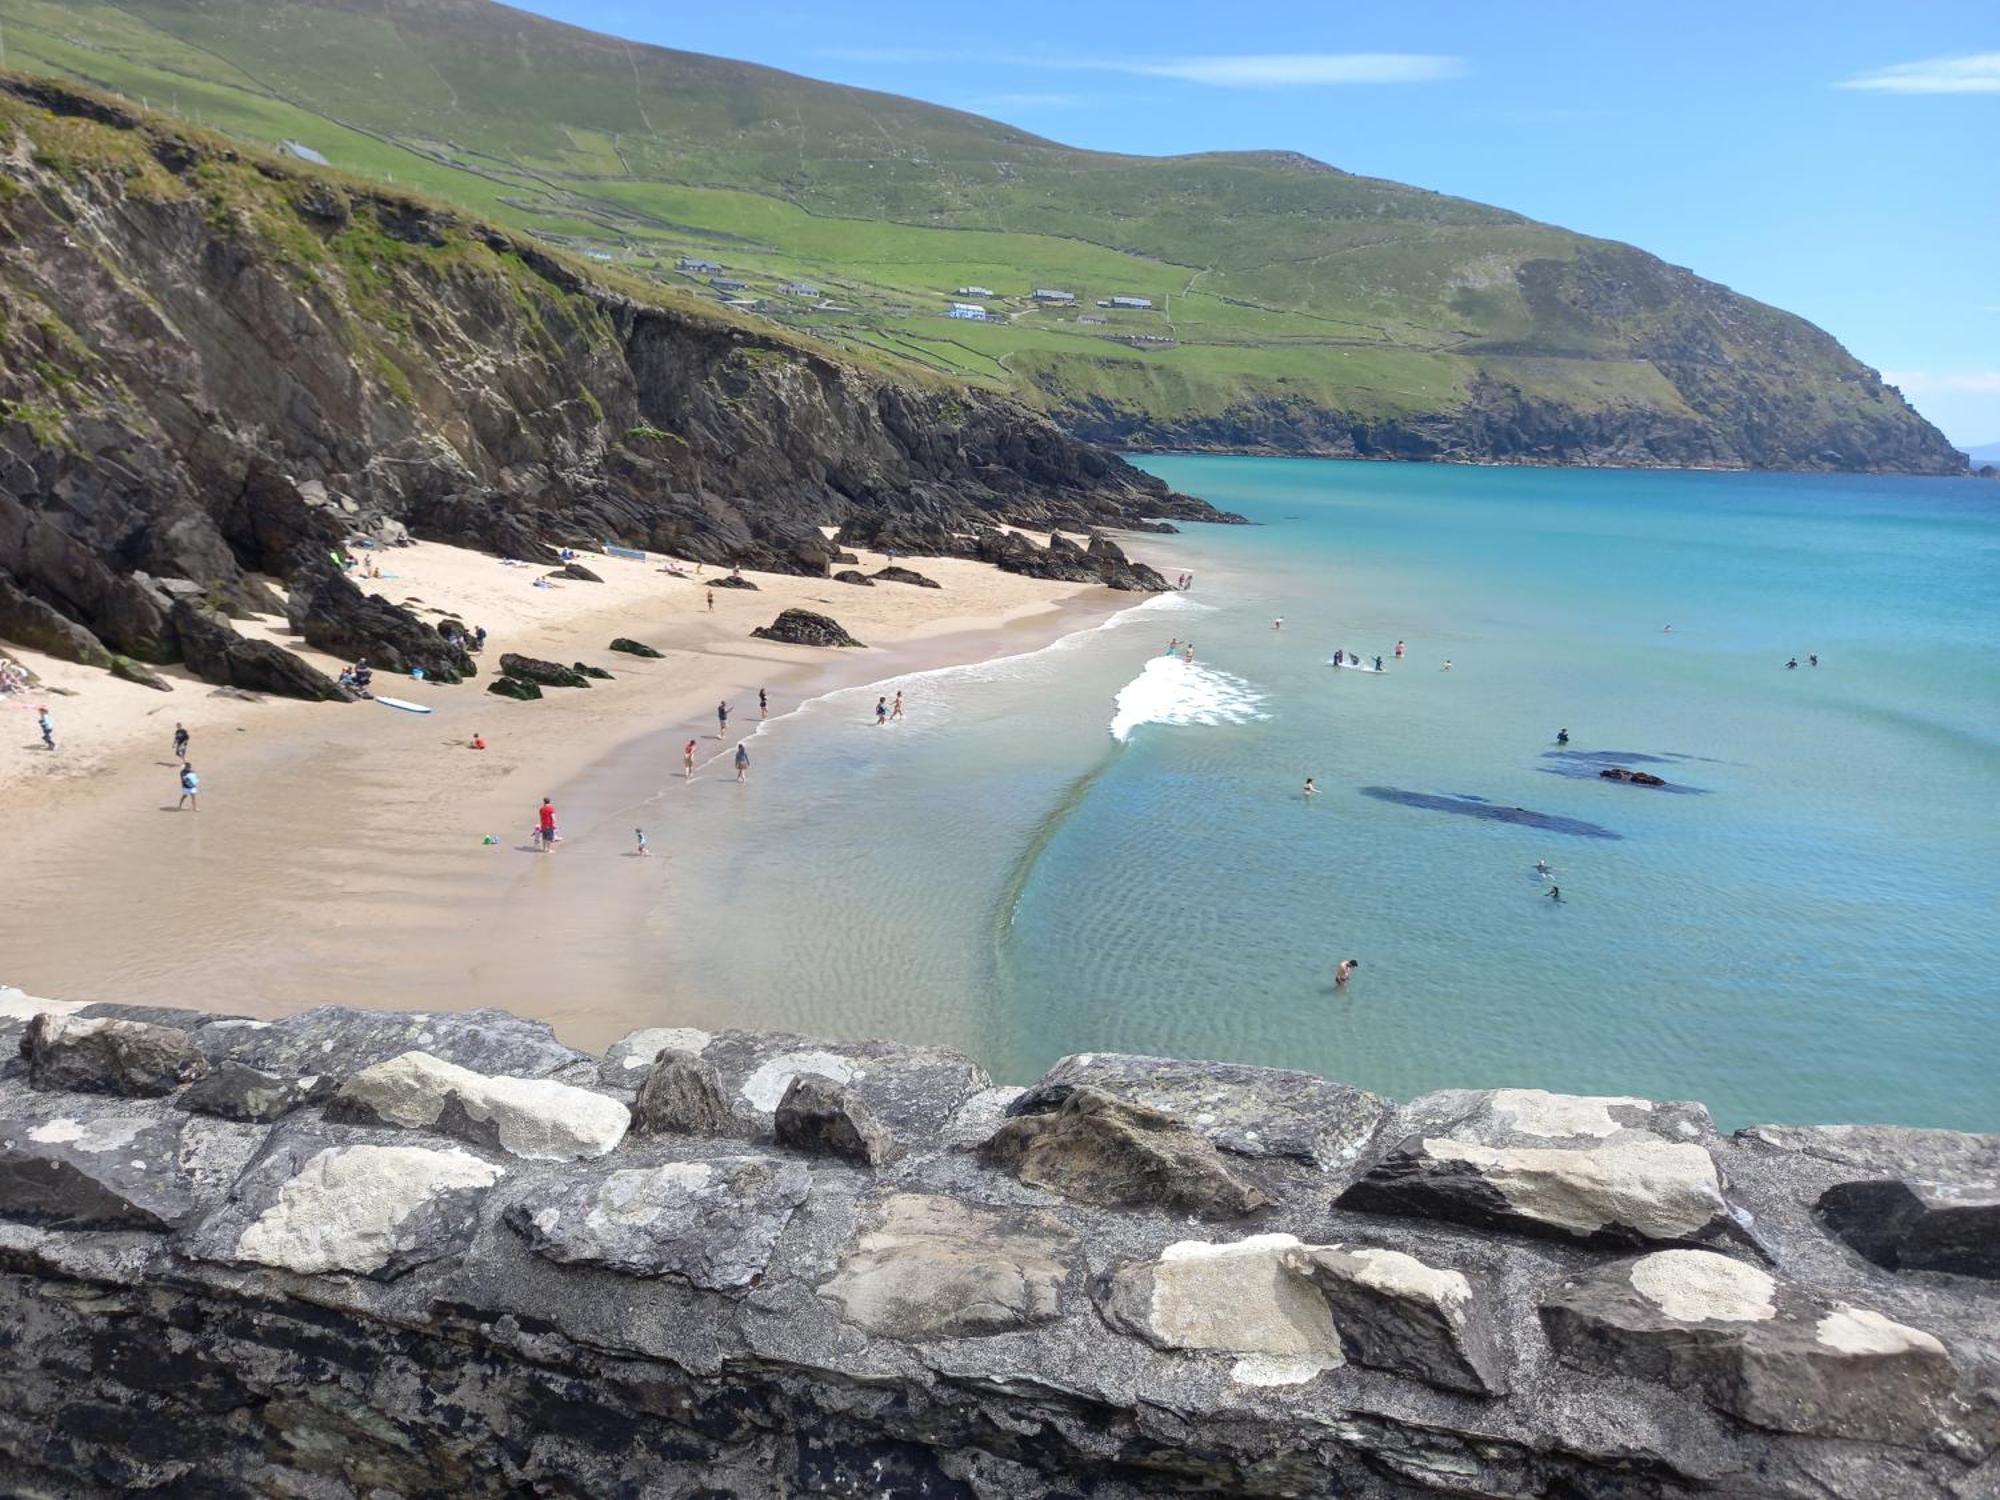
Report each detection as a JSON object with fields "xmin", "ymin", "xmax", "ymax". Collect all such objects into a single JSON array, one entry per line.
[{"xmin": 947, "ymin": 302, "xmax": 988, "ymax": 320}]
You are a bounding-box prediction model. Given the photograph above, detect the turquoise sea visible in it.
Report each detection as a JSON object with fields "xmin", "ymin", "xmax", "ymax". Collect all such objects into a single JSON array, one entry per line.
[{"xmin": 646, "ymin": 458, "xmax": 2000, "ymax": 1131}]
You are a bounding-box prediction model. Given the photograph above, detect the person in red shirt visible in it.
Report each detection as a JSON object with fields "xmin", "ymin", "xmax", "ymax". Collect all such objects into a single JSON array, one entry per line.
[{"xmin": 536, "ymin": 797, "xmax": 557, "ymax": 852}]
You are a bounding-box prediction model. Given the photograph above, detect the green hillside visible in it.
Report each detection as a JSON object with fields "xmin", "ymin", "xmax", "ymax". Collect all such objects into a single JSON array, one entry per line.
[{"xmin": 0, "ymin": 0, "xmax": 1961, "ymax": 471}]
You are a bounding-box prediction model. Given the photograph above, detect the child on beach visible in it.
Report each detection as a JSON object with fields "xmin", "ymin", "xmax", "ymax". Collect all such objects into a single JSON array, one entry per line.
[
  {"xmin": 891, "ymin": 691, "xmax": 903, "ymax": 720},
  {"xmin": 37, "ymin": 707, "xmax": 53, "ymax": 750},
  {"xmin": 683, "ymin": 739, "xmax": 697, "ymax": 778},
  {"xmin": 172, "ymin": 722, "xmax": 189, "ymax": 761},
  {"xmin": 635, "ymin": 828, "xmax": 650, "ymax": 857},
  {"xmin": 537, "ymin": 798, "xmax": 558, "ymax": 851},
  {"xmin": 734, "ymin": 742, "xmax": 750, "ymax": 782},
  {"xmin": 177, "ymin": 764, "xmax": 199, "ymax": 811},
  {"xmin": 875, "ymin": 696, "xmax": 888, "ymax": 725}
]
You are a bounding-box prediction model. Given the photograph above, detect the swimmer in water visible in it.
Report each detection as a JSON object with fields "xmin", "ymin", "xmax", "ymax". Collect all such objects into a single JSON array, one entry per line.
[
  {"xmin": 1303, "ymin": 777, "xmax": 1317, "ymax": 798},
  {"xmin": 1442, "ymin": 659, "xmax": 1453, "ymax": 672},
  {"xmin": 1535, "ymin": 859, "xmax": 1552, "ymax": 877},
  {"xmin": 1273, "ymin": 617, "xmax": 1283, "ymax": 631},
  {"xmin": 1547, "ymin": 885, "xmax": 1563, "ymax": 903},
  {"xmin": 1334, "ymin": 958, "xmax": 1358, "ymax": 988},
  {"xmin": 1333, "ymin": 649, "xmax": 1344, "ymax": 666},
  {"xmin": 1786, "ymin": 658, "xmax": 1798, "ymax": 670},
  {"xmin": 1556, "ymin": 728, "xmax": 1569, "ymax": 745},
  {"xmin": 1183, "ymin": 644, "xmax": 1194, "ymax": 663},
  {"xmin": 1808, "ymin": 654, "xmax": 1819, "ymax": 667},
  {"xmin": 1394, "ymin": 640, "xmax": 1405, "ymax": 658}
]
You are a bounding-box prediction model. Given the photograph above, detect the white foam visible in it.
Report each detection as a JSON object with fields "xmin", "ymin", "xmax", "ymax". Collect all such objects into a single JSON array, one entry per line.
[{"xmin": 1110, "ymin": 656, "xmax": 1268, "ymax": 743}]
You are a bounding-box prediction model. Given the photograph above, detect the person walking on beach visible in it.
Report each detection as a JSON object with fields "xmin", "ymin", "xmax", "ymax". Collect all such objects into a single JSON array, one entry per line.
[
  {"xmin": 37, "ymin": 707, "xmax": 53, "ymax": 750},
  {"xmin": 634, "ymin": 828, "xmax": 650, "ymax": 857},
  {"xmin": 717, "ymin": 701, "xmax": 730, "ymax": 739},
  {"xmin": 759, "ymin": 688, "xmax": 768, "ymax": 719},
  {"xmin": 1335, "ymin": 958, "xmax": 1358, "ymax": 988},
  {"xmin": 537, "ymin": 797, "xmax": 557, "ymax": 851},
  {"xmin": 891, "ymin": 691, "xmax": 904, "ymax": 721},
  {"xmin": 875, "ymin": 696, "xmax": 888, "ymax": 726},
  {"xmin": 172, "ymin": 722, "xmax": 189, "ymax": 761},
  {"xmin": 176, "ymin": 763, "xmax": 199, "ymax": 811},
  {"xmin": 683, "ymin": 739, "xmax": 697, "ymax": 778},
  {"xmin": 706, "ymin": 590, "xmax": 715, "ymax": 613},
  {"xmin": 734, "ymin": 742, "xmax": 750, "ymax": 783}
]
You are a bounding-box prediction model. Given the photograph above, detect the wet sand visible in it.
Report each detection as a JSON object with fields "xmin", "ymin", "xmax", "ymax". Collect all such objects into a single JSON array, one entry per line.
[{"xmin": 3, "ymin": 537, "xmax": 1141, "ymax": 1047}]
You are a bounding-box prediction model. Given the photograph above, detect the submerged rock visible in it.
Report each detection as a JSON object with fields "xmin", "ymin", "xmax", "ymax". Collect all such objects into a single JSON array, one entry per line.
[{"xmin": 750, "ymin": 608, "xmax": 864, "ymax": 648}]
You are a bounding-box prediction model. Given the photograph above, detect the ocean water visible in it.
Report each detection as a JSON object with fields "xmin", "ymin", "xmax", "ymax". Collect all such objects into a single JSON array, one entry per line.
[{"xmin": 644, "ymin": 458, "xmax": 2000, "ymax": 1131}]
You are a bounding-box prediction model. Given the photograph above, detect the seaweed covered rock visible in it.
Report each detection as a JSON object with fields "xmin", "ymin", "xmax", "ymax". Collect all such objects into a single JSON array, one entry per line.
[
  {"xmin": 608, "ymin": 637, "xmax": 663, "ymax": 657},
  {"xmin": 870, "ymin": 565, "xmax": 942, "ymax": 589},
  {"xmin": 497, "ymin": 653, "xmax": 590, "ymax": 688}
]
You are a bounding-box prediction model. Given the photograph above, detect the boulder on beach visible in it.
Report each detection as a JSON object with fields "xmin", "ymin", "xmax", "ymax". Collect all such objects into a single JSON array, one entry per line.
[
  {"xmin": 871, "ymin": 565, "xmax": 942, "ymax": 589},
  {"xmin": 608, "ymin": 637, "xmax": 663, "ymax": 657},
  {"xmin": 487, "ymin": 675, "xmax": 542, "ymax": 700},
  {"xmin": 832, "ymin": 570, "xmax": 875, "ymax": 586},
  {"xmin": 751, "ymin": 609, "xmax": 864, "ymax": 648},
  {"xmin": 707, "ymin": 574, "xmax": 759, "ymax": 590},
  {"xmin": 497, "ymin": 653, "xmax": 590, "ymax": 688}
]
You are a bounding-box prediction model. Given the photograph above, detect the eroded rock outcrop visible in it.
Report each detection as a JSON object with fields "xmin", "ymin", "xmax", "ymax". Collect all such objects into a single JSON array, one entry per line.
[
  {"xmin": 751, "ymin": 608, "xmax": 864, "ymax": 648},
  {"xmin": 0, "ymin": 999, "xmax": 1993, "ymax": 1500}
]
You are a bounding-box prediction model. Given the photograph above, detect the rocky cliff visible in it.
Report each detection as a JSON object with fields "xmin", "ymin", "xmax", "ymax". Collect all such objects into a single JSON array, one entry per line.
[
  {"xmin": 0, "ymin": 79, "xmax": 1231, "ymax": 687},
  {"xmin": 1, "ymin": 990, "xmax": 1994, "ymax": 1499}
]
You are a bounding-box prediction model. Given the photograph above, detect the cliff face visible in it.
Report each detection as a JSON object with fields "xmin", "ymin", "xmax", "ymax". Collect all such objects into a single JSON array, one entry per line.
[
  {"xmin": 0, "ymin": 81, "xmax": 1229, "ymax": 676},
  {"xmin": 0, "ymin": 994, "xmax": 1995, "ymax": 1500},
  {"xmin": 1058, "ymin": 248, "xmax": 1966, "ymax": 473}
]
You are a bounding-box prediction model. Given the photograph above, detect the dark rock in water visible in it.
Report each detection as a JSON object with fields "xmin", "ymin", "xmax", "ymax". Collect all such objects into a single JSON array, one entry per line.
[
  {"xmin": 288, "ymin": 569, "xmax": 475, "ymax": 683},
  {"xmin": 169, "ymin": 601, "xmax": 353, "ymax": 702},
  {"xmin": 22, "ymin": 1013, "xmax": 209, "ymax": 1097},
  {"xmin": 775, "ymin": 1074, "xmax": 903, "ymax": 1166},
  {"xmin": 1600, "ymin": 766, "xmax": 1668, "ymax": 786},
  {"xmin": 751, "ymin": 609, "xmax": 864, "ymax": 648},
  {"xmin": 497, "ymin": 652, "xmax": 589, "ymax": 687},
  {"xmin": 570, "ymin": 661, "xmax": 613, "ymax": 680},
  {"xmin": 1816, "ymin": 1179, "xmax": 2000, "ymax": 1280},
  {"xmin": 551, "ymin": 562, "xmax": 603, "ymax": 582},
  {"xmin": 832, "ymin": 569, "xmax": 875, "ymax": 586},
  {"xmin": 174, "ymin": 1061, "xmax": 323, "ymax": 1123},
  {"xmin": 0, "ymin": 575, "xmax": 114, "ymax": 668},
  {"xmin": 1541, "ymin": 1248, "xmax": 1960, "ymax": 1445},
  {"xmin": 608, "ymin": 637, "xmax": 663, "ymax": 657},
  {"xmin": 822, "ymin": 1192, "xmax": 1078, "ymax": 1338},
  {"xmin": 487, "ymin": 675, "xmax": 542, "ymax": 699},
  {"xmin": 632, "ymin": 1050, "xmax": 736, "ymax": 1137},
  {"xmin": 982, "ymin": 1086, "xmax": 1273, "ymax": 1218},
  {"xmin": 183, "ymin": 1121, "xmax": 504, "ymax": 1280},
  {"xmin": 1360, "ymin": 786, "xmax": 1621, "ymax": 839},
  {"xmin": 506, "ymin": 1153, "xmax": 810, "ymax": 1287},
  {"xmin": 707, "ymin": 574, "xmax": 759, "ymax": 589},
  {"xmin": 1020, "ymin": 1052, "xmax": 1389, "ymax": 1169},
  {"xmin": 0, "ymin": 1111, "xmax": 196, "ymax": 1230},
  {"xmin": 1086, "ymin": 532, "xmax": 1171, "ymax": 591},
  {"xmin": 1283, "ymin": 1244, "xmax": 1509, "ymax": 1396},
  {"xmin": 871, "ymin": 565, "xmax": 942, "ymax": 589}
]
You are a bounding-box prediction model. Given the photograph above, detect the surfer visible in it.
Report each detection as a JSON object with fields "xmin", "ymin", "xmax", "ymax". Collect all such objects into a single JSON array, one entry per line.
[
  {"xmin": 1333, "ymin": 649, "xmax": 1344, "ymax": 667},
  {"xmin": 172, "ymin": 722, "xmax": 189, "ymax": 761},
  {"xmin": 1374, "ymin": 656, "xmax": 1384, "ymax": 671},
  {"xmin": 1556, "ymin": 728, "xmax": 1569, "ymax": 745},
  {"xmin": 537, "ymin": 798, "xmax": 557, "ymax": 851},
  {"xmin": 1303, "ymin": 777, "xmax": 1317, "ymax": 798},
  {"xmin": 683, "ymin": 739, "xmax": 696, "ymax": 779},
  {"xmin": 892, "ymin": 691, "xmax": 904, "ymax": 720},
  {"xmin": 1334, "ymin": 958, "xmax": 1358, "ymax": 988},
  {"xmin": 176, "ymin": 763, "xmax": 199, "ymax": 812},
  {"xmin": 734, "ymin": 742, "xmax": 750, "ymax": 783}
]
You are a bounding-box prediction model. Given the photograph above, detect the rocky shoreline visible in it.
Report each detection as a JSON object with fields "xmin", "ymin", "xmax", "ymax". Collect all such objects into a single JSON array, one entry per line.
[{"xmin": 0, "ymin": 994, "xmax": 1993, "ymax": 1498}]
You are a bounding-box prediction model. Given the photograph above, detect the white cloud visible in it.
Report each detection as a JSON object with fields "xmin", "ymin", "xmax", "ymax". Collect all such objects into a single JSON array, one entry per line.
[
  {"xmin": 825, "ymin": 48, "xmax": 1464, "ymax": 89},
  {"xmin": 1881, "ymin": 370, "xmax": 2000, "ymax": 394},
  {"xmin": 1837, "ymin": 52, "xmax": 2000, "ymax": 94},
  {"xmin": 1113, "ymin": 53, "xmax": 1464, "ymax": 87}
]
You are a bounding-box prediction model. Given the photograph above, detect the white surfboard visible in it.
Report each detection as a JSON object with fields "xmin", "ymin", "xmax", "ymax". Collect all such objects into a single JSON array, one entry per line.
[{"xmin": 375, "ymin": 696, "xmax": 433, "ymax": 714}]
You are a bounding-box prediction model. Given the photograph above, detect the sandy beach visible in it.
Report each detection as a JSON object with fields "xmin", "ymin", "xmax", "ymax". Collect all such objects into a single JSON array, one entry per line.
[{"xmin": 3, "ymin": 534, "xmax": 1148, "ymax": 1047}]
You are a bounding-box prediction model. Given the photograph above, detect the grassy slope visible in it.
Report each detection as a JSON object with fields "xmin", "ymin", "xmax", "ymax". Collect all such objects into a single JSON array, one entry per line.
[{"xmin": 0, "ymin": 0, "xmax": 1947, "ymax": 462}]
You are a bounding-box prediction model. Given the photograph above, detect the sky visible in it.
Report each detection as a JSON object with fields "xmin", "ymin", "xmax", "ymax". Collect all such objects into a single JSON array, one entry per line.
[{"xmin": 516, "ymin": 0, "xmax": 1998, "ymax": 447}]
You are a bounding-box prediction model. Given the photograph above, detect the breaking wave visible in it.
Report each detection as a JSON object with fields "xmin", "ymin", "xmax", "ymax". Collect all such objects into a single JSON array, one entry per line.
[{"xmin": 1109, "ymin": 655, "xmax": 1267, "ymax": 743}]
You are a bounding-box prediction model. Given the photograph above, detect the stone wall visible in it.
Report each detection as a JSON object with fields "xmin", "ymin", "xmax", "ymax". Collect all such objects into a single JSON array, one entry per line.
[{"xmin": 0, "ymin": 990, "xmax": 1994, "ymax": 1499}]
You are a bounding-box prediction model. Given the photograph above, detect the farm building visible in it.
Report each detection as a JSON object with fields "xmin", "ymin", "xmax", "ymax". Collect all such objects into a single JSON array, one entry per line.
[
  {"xmin": 678, "ymin": 256, "xmax": 723, "ymax": 273},
  {"xmin": 1032, "ymin": 288, "xmax": 1076, "ymax": 303},
  {"xmin": 778, "ymin": 281, "xmax": 821, "ymax": 296},
  {"xmin": 1109, "ymin": 295, "xmax": 1154, "ymax": 309},
  {"xmin": 709, "ymin": 277, "xmax": 747, "ymax": 291},
  {"xmin": 947, "ymin": 303, "xmax": 989, "ymax": 320},
  {"xmin": 955, "ymin": 285, "xmax": 997, "ymax": 297}
]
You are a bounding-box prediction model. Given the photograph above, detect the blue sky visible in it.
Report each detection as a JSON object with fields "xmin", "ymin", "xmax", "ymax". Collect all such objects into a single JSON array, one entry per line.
[{"xmin": 517, "ymin": 1, "xmax": 1999, "ymax": 447}]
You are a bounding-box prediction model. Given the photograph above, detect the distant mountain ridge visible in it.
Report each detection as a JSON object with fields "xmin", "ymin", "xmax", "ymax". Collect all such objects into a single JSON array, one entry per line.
[{"xmin": 0, "ymin": 0, "xmax": 1965, "ymax": 473}]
